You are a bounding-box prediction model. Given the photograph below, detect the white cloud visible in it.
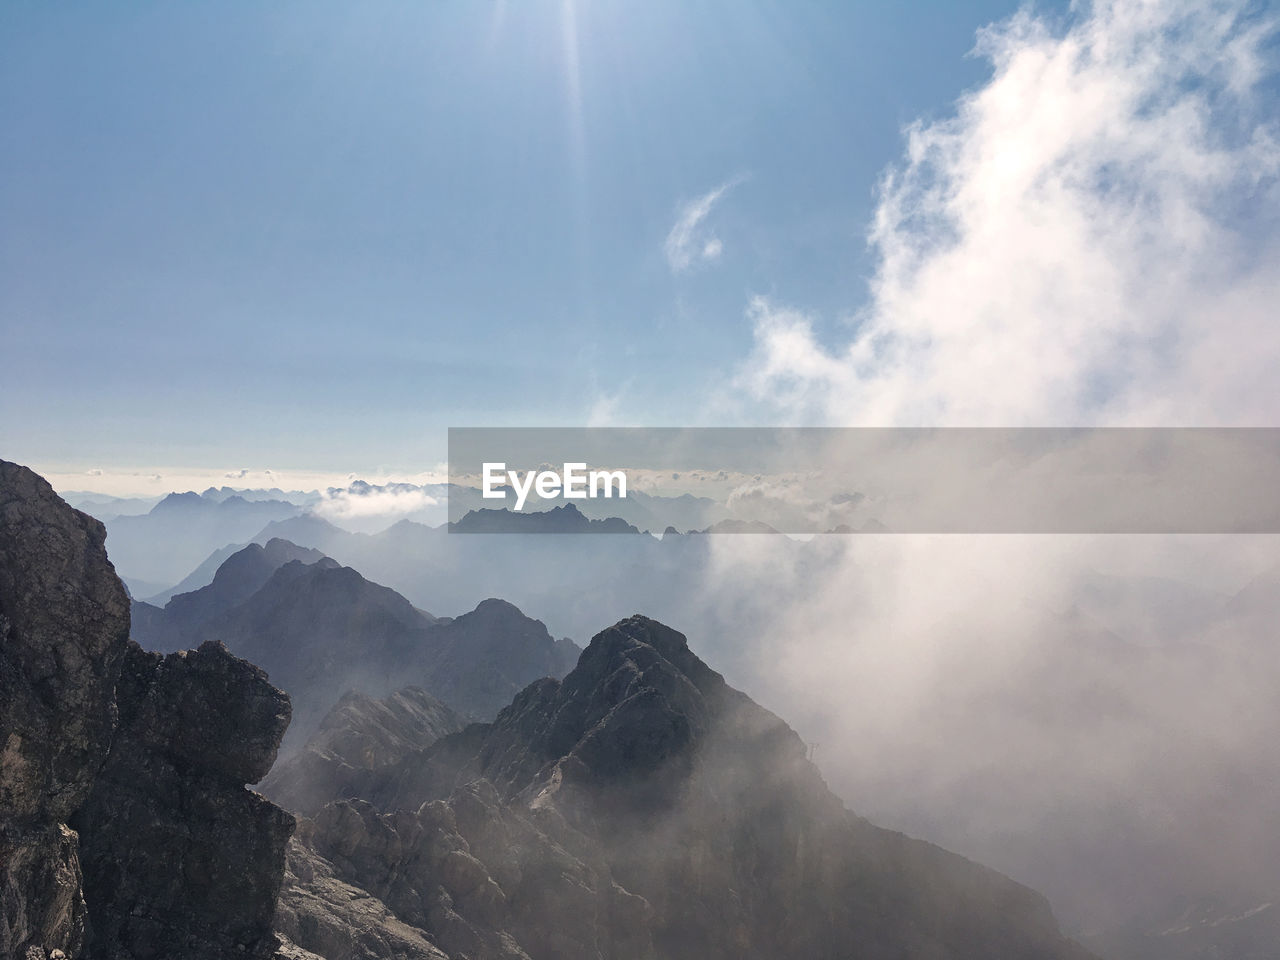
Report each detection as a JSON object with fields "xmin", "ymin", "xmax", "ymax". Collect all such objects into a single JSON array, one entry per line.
[
  {"xmin": 713, "ymin": 1, "xmax": 1280, "ymax": 934},
  {"xmin": 738, "ymin": 0, "xmax": 1280, "ymax": 426},
  {"xmin": 665, "ymin": 177, "xmax": 744, "ymax": 274},
  {"xmin": 313, "ymin": 484, "xmax": 439, "ymax": 521}
]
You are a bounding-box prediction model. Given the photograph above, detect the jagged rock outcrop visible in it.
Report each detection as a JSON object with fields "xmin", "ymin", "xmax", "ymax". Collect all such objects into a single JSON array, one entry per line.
[
  {"xmin": 262, "ymin": 687, "xmax": 464, "ymax": 817},
  {"xmin": 1, "ymin": 461, "xmax": 298, "ymax": 960},
  {"xmin": 1, "ymin": 460, "xmax": 130, "ymax": 958},
  {"xmin": 71, "ymin": 639, "xmax": 295, "ymax": 959},
  {"xmin": 277, "ymin": 615, "xmax": 1098, "ymax": 960}
]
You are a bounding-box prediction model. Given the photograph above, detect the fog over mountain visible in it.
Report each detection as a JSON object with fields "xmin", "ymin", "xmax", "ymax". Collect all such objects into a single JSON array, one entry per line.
[
  {"xmin": 2, "ymin": 462, "xmax": 1106, "ymax": 960},
  {"xmin": 86, "ymin": 487, "xmax": 1280, "ymax": 957},
  {"xmin": 78, "ymin": 483, "xmax": 746, "ymax": 592},
  {"xmin": 9, "ymin": 0, "xmax": 1280, "ymax": 956},
  {"xmin": 268, "ymin": 615, "xmax": 1097, "ymax": 960},
  {"xmin": 104, "ymin": 492, "xmax": 304, "ymax": 587}
]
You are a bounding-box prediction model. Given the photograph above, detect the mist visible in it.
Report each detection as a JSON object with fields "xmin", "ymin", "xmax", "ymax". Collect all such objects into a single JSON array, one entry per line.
[{"xmin": 714, "ymin": 0, "xmax": 1280, "ymax": 943}]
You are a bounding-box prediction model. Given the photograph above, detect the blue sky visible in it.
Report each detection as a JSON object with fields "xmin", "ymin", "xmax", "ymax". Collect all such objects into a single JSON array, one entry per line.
[{"xmin": 0, "ymin": 0, "xmax": 1073, "ymax": 482}]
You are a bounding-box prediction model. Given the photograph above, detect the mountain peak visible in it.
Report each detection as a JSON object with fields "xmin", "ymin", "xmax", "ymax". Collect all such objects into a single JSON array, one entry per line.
[
  {"xmin": 470, "ymin": 596, "xmax": 530, "ymax": 620},
  {"xmin": 339, "ymin": 612, "xmax": 1095, "ymax": 960},
  {"xmin": 152, "ymin": 490, "xmax": 203, "ymax": 512}
]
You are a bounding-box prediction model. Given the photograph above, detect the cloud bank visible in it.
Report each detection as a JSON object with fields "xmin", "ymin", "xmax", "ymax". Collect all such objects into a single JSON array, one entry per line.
[
  {"xmin": 313, "ymin": 482, "xmax": 440, "ymax": 522},
  {"xmin": 710, "ymin": 0, "xmax": 1280, "ymax": 939},
  {"xmin": 739, "ymin": 0, "xmax": 1280, "ymax": 426}
]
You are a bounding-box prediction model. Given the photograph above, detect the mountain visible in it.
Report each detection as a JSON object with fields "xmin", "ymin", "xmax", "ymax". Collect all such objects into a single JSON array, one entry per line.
[
  {"xmin": 577, "ymin": 488, "xmax": 732, "ymax": 533},
  {"xmin": 134, "ymin": 543, "xmax": 581, "ymax": 752},
  {"xmin": 198, "ymin": 485, "xmax": 318, "ymax": 506},
  {"xmin": 105, "ymin": 490, "xmax": 304, "ymax": 586},
  {"xmin": 256, "ymin": 512, "xmax": 358, "ymax": 554},
  {"xmin": 63, "ymin": 492, "xmax": 163, "ymax": 521},
  {"xmin": 1087, "ymin": 897, "xmax": 1280, "ymax": 960},
  {"xmin": 131, "ymin": 537, "xmax": 329, "ymax": 649},
  {"xmin": 247, "ymin": 505, "xmax": 1280, "ymax": 958},
  {"xmin": 260, "ymin": 687, "xmax": 466, "ymax": 817},
  {"xmin": 1, "ymin": 459, "xmax": 1105, "ymax": 960},
  {"xmin": 694, "ymin": 518, "xmax": 782, "ymax": 534},
  {"xmin": 272, "ymin": 616, "xmax": 1097, "ymax": 960},
  {"xmin": 69, "ymin": 640, "xmax": 295, "ymax": 959},
  {"xmin": 208, "ymin": 559, "xmax": 437, "ymax": 748},
  {"xmin": 143, "ymin": 540, "xmax": 248, "ymax": 605},
  {"xmin": 450, "ymin": 503, "xmax": 641, "ymax": 533},
  {"xmin": 245, "ymin": 509, "xmax": 740, "ymax": 650},
  {"xmin": 0, "ymin": 460, "xmax": 296, "ymax": 960},
  {"xmin": 419, "ymin": 598, "xmax": 581, "ymax": 718}
]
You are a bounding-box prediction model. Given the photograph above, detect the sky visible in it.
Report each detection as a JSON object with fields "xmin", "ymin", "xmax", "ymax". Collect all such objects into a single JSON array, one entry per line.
[
  {"xmin": 4, "ymin": 1, "xmax": 1277, "ymax": 499},
  {"xmin": 0, "ymin": 0, "xmax": 1068, "ymax": 489}
]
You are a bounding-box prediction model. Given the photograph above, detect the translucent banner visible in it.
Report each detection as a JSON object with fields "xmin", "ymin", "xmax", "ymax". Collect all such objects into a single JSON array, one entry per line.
[{"xmin": 447, "ymin": 428, "xmax": 1280, "ymax": 534}]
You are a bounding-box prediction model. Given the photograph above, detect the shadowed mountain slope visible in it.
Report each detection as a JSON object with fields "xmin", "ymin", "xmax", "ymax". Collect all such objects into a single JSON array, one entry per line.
[
  {"xmin": 274, "ymin": 615, "xmax": 1097, "ymax": 960},
  {"xmin": 133, "ymin": 543, "xmax": 581, "ymax": 752}
]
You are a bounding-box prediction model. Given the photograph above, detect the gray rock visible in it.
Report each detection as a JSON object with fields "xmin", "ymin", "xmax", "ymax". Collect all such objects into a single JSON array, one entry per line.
[
  {"xmin": 261, "ymin": 687, "xmax": 465, "ymax": 817},
  {"xmin": 72, "ymin": 640, "xmax": 296, "ymax": 959},
  {"xmin": 1, "ymin": 460, "xmax": 129, "ymax": 958},
  {"xmin": 275, "ymin": 616, "xmax": 1099, "ymax": 960},
  {"xmin": 1, "ymin": 460, "xmax": 299, "ymax": 960}
]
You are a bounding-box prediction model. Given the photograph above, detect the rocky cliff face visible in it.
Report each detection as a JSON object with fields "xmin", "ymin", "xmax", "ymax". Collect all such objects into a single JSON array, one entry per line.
[
  {"xmin": 0, "ymin": 460, "xmax": 296, "ymax": 960},
  {"xmin": 274, "ymin": 615, "xmax": 1098, "ymax": 960},
  {"xmin": 1, "ymin": 460, "xmax": 130, "ymax": 958}
]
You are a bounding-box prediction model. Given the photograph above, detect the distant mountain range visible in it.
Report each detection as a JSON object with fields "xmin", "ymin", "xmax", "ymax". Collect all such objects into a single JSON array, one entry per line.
[
  {"xmin": 105, "ymin": 491, "xmax": 304, "ymax": 586},
  {"xmin": 65, "ymin": 480, "xmax": 1280, "ymax": 959},
  {"xmin": 75, "ymin": 483, "xmax": 750, "ymax": 591}
]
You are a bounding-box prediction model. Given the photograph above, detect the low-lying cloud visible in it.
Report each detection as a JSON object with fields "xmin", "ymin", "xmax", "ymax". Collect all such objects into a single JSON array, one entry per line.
[{"xmin": 313, "ymin": 483, "xmax": 440, "ymax": 523}]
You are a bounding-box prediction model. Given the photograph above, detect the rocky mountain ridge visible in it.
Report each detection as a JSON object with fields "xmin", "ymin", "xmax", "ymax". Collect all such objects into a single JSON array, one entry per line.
[
  {"xmin": 5, "ymin": 460, "xmax": 1100, "ymax": 960},
  {"xmin": 269, "ymin": 615, "xmax": 1098, "ymax": 960}
]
